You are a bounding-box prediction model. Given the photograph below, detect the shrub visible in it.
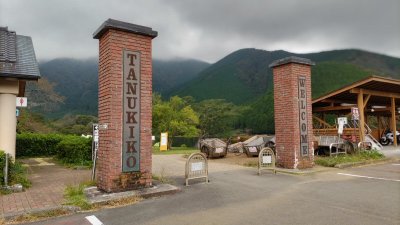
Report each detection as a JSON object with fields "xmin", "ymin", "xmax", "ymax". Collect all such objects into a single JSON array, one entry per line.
[
  {"xmin": 56, "ymin": 136, "xmax": 92, "ymax": 165},
  {"xmin": 0, "ymin": 151, "xmax": 31, "ymax": 188},
  {"xmin": 16, "ymin": 133, "xmax": 63, "ymax": 157}
]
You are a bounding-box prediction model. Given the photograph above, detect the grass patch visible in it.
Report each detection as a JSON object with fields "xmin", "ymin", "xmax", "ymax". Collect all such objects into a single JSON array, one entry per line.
[
  {"xmin": 6, "ymin": 208, "xmax": 72, "ymax": 224},
  {"xmin": 243, "ymin": 161, "xmax": 258, "ymax": 168},
  {"xmin": 152, "ymin": 167, "xmax": 174, "ymax": 184},
  {"xmin": 1, "ymin": 151, "xmax": 31, "ymax": 195},
  {"xmin": 64, "ymin": 183, "xmax": 92, "ymax": 210},
  {"xmin": 152, "ymin": 146, "xmax": 199, "ymax": 155},
  {"xmin": 92, "ymin": 195, "xmax": 142, "ymax": 210},
  {"xmin": 315, "ymin": 150, "xmax": 385, "ymax": 167},
  {"xmin": 55, "ymin": 158, "xmax": 92, "ymax": 169}
]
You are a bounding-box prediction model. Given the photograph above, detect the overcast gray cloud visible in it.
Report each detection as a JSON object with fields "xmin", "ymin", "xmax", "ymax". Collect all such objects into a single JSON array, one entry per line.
[{"xmin": 1, "ymin": 0, "xmax": 399, "ymax": 63}]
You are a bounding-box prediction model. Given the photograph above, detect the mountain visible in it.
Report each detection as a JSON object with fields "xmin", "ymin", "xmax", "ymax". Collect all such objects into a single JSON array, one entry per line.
[
  {"xmin": 36, "ymin": 58, "xmax": 209, "ymax": 117},
  {"xmin": 169, "ymin": 49, "xmax": 400, "ymax": 104},
  {"xmin": 39, "ymin": 58, "xmax": 99, "ymax": 117},
  {"xmin": 153, "ymin": 59, "xmax": 210, "ymax": 95}
]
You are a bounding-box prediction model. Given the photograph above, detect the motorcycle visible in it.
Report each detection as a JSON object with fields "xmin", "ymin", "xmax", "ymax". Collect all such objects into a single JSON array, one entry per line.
[{"xmin": 380, "ymin": 129, "xmax": 400, "ymax": 146}]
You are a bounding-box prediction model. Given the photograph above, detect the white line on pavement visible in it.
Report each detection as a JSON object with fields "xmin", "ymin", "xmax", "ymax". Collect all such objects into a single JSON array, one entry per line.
[
  {"xmin": 392, "ymin": 164, "xmax": 400, "ymax": 166},
  {"xmin": 337, "ymin": 173, "xmax": 400, "ymax": 182},
  {"xmin": 85, "ymin": 215, "xmax": 104, "ymax": 225}
]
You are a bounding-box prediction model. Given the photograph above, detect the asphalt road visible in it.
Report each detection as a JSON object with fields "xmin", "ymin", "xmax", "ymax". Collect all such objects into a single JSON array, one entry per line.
[{"xmin": 25, "ymin": 160, "xmax": 400, "ymax": 225}]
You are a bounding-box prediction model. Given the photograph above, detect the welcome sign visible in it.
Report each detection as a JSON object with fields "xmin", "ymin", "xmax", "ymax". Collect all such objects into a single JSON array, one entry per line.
[
  {"xmin": 298, "ymin": 76, "xmax": 309, "ymax": 156},
  {"xmin": 122, "ymin": 50, "xmax": 141, "ymax": 172}
]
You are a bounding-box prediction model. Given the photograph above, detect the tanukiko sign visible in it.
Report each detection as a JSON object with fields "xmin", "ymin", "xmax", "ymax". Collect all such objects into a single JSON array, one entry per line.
[
  {"xmin": 123, "ymin": 50, "xmax": 141, "ymax": 172},
  {"xmin": 298, "ymin": 76, "xmax": 309, "ymax": 156}
]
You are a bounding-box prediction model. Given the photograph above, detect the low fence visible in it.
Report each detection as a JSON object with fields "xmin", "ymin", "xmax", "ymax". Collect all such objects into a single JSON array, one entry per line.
[{"xmin": 185, "ymin": 153, "xmax": 208, "ymax": 186}]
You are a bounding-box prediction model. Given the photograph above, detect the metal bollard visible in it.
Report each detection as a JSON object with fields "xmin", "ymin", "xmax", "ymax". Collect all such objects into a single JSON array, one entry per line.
[{"xmin": 4, "ymin": 153, "xmax": 9, "ymax": 186}]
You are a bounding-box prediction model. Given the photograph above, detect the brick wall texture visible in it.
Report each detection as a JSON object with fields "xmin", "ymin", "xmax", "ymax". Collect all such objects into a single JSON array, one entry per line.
[
  {"xmin": 273, "ymin": 63, "xmax": 314, "ymax": 169},
  {"xmin": 97, "ymin": 29, "xmax": 153, "ymax": 192}
]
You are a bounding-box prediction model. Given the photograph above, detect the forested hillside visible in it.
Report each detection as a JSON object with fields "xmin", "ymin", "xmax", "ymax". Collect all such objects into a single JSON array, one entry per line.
[
  {"xmin": 26, "ymin": 48, "xmax": 400, "ymax": 135},
  {"xmin": 170, "ymin": 49, "xmax": 400, "ymax": 104}
]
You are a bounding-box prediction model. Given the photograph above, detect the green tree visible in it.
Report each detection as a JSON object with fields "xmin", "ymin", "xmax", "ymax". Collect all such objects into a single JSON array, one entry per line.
[
  {"xmin": 241, "ymin": 91, "xmax": 275, "ymax": 134},
  {"xmin": 153, "ymin": 95, "xmax": 199, "ymax": 148},
  {"xmin": 194, "ymin": 99, "xmax": 240, "ymax": 137}
]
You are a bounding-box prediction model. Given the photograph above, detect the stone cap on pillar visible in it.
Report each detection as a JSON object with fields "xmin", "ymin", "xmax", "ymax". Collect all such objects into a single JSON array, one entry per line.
[
  {"xmin": 269, "ymin": 56, "xmax": 315, "ymax": 68},
  {"xmin": 93, "ymin": 18, "xmax": 158, "ymax": 39}
]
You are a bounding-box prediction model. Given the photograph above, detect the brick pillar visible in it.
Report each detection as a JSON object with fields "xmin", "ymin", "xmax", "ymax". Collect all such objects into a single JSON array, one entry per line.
[
  {"xmin": 93, "ymin": 19, "xmax": 157, "ymax": 192},
  {"xmin": 269, "ymin": 56, "xmax": 315, "ymax": 169}
]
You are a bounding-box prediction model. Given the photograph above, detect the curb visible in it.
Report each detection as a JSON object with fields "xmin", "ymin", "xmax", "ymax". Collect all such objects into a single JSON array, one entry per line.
[
  {"xmin": 2, "ymin": 205, "xmax": 80, "ymax": 221},
  {"xmin": 85, "ymin": 183, "xmax": 181, "ymax": 205},
  {"xmin": 334, "ymin": 158, "xmax": 397, "ymax": 169},
  {"xmin": 2, "ymin": 183, "xmax": 180, "ymax": 222}
]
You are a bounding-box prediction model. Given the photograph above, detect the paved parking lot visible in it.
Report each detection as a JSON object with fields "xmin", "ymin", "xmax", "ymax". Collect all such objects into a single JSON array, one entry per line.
[{"xmin": 27, "ymin": 155, "xmax": 400, "ymax": 225}]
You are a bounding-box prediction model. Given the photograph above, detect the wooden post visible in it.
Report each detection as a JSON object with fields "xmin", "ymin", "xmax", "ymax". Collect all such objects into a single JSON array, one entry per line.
[
  {"xmin": 391, "ymin": 97, "xmax": 397, "ymax": 146},
  {"xmin": 357, "ymin": 90, "xmax": 365, "ymax": 143},
  {"xmin": 377, "ymin": 115, "xmax": 381, "ymax": 139}
]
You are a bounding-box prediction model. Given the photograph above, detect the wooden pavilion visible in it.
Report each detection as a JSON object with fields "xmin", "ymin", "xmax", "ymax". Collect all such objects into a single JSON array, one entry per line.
[{"xmin": 312, "ymin": 76, "xmax": 400, "ymax": 147}]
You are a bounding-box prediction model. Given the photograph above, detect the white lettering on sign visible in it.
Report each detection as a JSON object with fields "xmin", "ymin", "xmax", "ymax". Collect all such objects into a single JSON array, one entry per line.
[
  {"xmin": 298, "ymin": 76, "xmax": 309, "ymax": 156},
  {"xmin": 16, "ymin": 97, "xmax": 27, "ymax": 107},
  {"xmin": 191, "ymin": 162, "xmax": 203, "ymax": 171},
  {"xmin": 262, "ymin": 155, "xmax": 272, "ymax": 164}
]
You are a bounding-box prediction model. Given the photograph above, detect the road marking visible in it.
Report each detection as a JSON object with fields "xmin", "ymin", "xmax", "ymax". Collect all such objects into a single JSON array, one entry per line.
[
  {"xmin": 392, "ymin": 164, "xmax": 400, "ymax": 166},
  {"xmin": 337, "ymin": 173, "xmax": 400, "ymax": 182},
  {"xmin": 85, "ymin": 215, "xmax": 104, "ymax": 225}
]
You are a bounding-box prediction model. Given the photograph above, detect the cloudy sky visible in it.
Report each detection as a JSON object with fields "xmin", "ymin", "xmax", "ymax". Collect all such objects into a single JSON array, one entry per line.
[{"xmin": 1, "ymin": 0, "xmax": 399, "ymax": 63}]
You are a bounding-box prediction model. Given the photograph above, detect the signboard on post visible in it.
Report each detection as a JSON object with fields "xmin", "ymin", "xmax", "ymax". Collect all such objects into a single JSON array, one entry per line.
[
  {"xmin": 16, "ymin": 97, "xmax": 27, "ymax": 107},
  {"xmin": 160, "ymin": 132, "xmax": 168, "ymax": 151},
  {"xmin": 91, "ymin": 124, "xmax": 99, "ymax": 180}
]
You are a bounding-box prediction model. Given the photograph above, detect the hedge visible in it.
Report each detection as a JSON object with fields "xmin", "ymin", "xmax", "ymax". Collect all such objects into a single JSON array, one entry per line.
[
  {"xmin": 16, "ymin": 133, "xmax": 92, "ymax": 165},
  {"xmin": 16, "ymin": 133, "xmax": 64, "ymax": 157},
  {"xmin": 56, "ymin": 136, "xmax": 92, "ymax": 164}
]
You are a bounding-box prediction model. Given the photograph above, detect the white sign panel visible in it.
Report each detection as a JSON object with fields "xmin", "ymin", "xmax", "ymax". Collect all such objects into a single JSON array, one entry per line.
[
  {"xmin": 262, "ymin": 155, "xmax": 272, "ymax": 164},
  {"xmin": 16, "ymin": 97, "xmax": 27, "ymax": 107},
  {"xmin": 191, "ymin": 162, "xmax": 203, "ymax": 171},
  {"xmin": 337, "ymin": 117, "xmax": 347, "ymax": 135},
  {"xmin": 161, "ymin": 134, "xmax": 168, "ymax": 145},
  {"xmin": 215, "ymin": 147, "xmax": 224, "ymax": 153},
  {"xmin": 249, "ymin": 146, "xmax": 258, "ymax": 153}
]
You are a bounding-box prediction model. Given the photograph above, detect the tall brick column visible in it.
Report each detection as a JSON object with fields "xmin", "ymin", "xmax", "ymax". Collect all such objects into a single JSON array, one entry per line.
[
  {"xmin": 269, "ymin": 56, "xmax": 315, "ymax": 169},
  {"xmin": 93, "ymin": 19, "xmax": 157, "ymax": 192}
]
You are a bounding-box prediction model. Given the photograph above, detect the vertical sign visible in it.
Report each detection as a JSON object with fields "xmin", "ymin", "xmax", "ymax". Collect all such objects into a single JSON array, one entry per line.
[
  {"xmin": 160, "ymin": 132, "xmax": 168, "ymax": 151},
  {"xmin": 123, "ymin": 50, "xmax": 141, "ymax": 172},
  {"xmin": 92, "ymin": 124, "xmax": 99, "ymax": 160},
  {"xmin": 298, "ymin": 76, "xmax": 309, "ymax": 156},
  {"xmin": 91, "ymin": 124, "xmax": 99, "ymax": 180},
  {"xmin": 351, "ymin": 107, "xmax": 359, "ymax": 121}
]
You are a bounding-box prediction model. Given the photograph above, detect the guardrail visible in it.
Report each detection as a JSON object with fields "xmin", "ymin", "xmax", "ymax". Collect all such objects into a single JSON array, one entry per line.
[{"xmin": 329, "ymin": 143, "xmax": 347, "ymax": 156}]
